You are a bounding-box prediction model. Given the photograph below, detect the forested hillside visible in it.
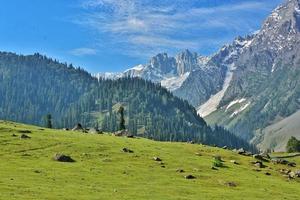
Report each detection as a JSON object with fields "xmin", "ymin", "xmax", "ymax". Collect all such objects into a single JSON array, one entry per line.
[{"xmin": 0, "ymin": 52, "xmax": 254, "ymax": 150}]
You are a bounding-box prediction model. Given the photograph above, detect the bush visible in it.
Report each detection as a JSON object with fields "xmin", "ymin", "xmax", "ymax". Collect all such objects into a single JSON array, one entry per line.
[
  {"xmin": 212, "ymin": 156, "xmax": 224, "ymax": 167},
  {"xmin": 286, "ymin": 137, "xmax": 300, "ymax": 153}
]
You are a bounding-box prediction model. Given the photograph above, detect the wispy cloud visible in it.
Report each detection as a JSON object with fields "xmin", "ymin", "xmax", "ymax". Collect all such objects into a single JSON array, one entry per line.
[
  {"xmin": 74, "ymin": 0, "xmax": 281, "ymax": 57},
  {"xmin": 69, "ymin": 47, "xmax": 97, "ymax": 56}
]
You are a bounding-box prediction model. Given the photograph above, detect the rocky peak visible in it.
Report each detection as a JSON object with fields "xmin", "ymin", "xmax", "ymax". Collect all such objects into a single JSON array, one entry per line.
[
  {"xmin": 175, "ymin": 49, "xmax": 198, "ymax": 75},
  {"xmin": 149, "ymin": 53, "xmax": 176, "ymax": 74}
]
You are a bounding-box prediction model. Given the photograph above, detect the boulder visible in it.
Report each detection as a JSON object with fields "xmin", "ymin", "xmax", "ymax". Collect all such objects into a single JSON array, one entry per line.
[
  {"xmin": 225, "ymin": 182, "xmax": 237, "ymax": 187},
  {"xmin": 176, "ymin": 169, "xmax": 185, "ymax": 173},
  {"xmin": 252, "ymin": 161, "xmax": 264, "ymax": 168},
  {"xmin": 53, "ymin": 154, "xmax": 75, "ymax": 162},
  {"xmin": 113, "ymin": 129, "xmax": 130, "ymax": 137},
  {"xmin": 20, "ymin": 134, "xmax": 31, "ymax": 139},
  {"xmin": 185, "ymin": 175, "xmax": 196, "ymax": 179},
  {"xmin": 288, "ymin": 162, "xmax": 296, "ymax": 167},
  {"xmin": 88, "ymin": 128, "xmax": 101, "ymax": 134},
  {"xmin": 153, "ymin": 157, "xmax": 162, "ymax": 161},
  {"xmin": 230, "ymin": 160, "xmax": 239, "ymax": 165},
  {"xmin": 237, "ymin": 148, "xmax": 246, "ymax": 155},
  {"xmin": 72, "ymin": 123, "xmax": 83, "ymax": 131},
  {"xmin": 122, "ymin": 148, "xmax": 134, "ymax": 153}
]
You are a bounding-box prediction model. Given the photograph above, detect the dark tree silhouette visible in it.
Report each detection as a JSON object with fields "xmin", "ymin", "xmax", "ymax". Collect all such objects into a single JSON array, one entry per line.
[{"xmin": 118, "ymin": 106, "xmax": 126, "ymax": 130}]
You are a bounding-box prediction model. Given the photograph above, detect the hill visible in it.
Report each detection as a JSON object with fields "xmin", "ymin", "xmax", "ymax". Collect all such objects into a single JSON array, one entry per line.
[
  {"xmin": 0, "ymin": 52, "xmax": 251, "ymax": 150},
  {"xmin": 0, "ymin": 120, "xmax": 300, "ymax": 200}
]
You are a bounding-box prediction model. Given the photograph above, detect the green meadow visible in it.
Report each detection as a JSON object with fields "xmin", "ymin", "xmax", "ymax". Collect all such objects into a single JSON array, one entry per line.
[{"xmin": 0, "ymin": 120, "xmax": 299, "ymax": 200}]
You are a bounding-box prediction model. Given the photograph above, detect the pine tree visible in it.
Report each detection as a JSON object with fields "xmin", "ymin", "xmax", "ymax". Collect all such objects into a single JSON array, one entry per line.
[
  {"xmin": 118, "ymin": 106, "xmax": 126, "ymax": 130},
  {"xmin": 45, "ymin": 114, "xmax": 52, "ymax": 129}
]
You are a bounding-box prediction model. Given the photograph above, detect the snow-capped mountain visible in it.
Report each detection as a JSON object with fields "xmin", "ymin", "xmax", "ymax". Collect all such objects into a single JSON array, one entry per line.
[
  {"xmin": 96, "ymin": 0, "xmax": 300, "ymax": 151},
  {"xmin": 96, "ymin": 50, "xmax": 209, "ymax": 91},
  {"xmin": 206, "ymin": 0, "xmax": 300, "ymax": 150}
]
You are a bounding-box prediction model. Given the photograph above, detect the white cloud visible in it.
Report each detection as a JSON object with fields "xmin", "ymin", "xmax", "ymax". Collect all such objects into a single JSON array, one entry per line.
[
  {"xmin": 74, "ymin": 0, "xmax": 281, "ymax": 57},
  {"xmin": 69, "ymin": 47, "xmax": 97, "ymax": 56}
]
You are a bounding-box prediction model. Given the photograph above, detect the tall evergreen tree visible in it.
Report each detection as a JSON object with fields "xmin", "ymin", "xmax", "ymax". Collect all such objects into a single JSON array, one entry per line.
[
  {"xmin": 45, "ymin": 114, "xmax": 52, "ymax": 129},
  {"xmin": 118, "ymin": 106, "xmax": 126, "ymax": 130}
]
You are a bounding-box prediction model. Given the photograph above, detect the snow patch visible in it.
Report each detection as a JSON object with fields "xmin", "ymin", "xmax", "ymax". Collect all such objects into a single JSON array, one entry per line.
[
  {"xmin": 230, "ymin": 102, "xmax": 251, "ymax": 118},
  {"xmin": 161, "ymin": 72, "xmax": 190, "ymax": 91},
  {"xmin": 197, "ymin": 65, "xmax": 234, "ymax": 117},
  {"xmin": 226, "ymin": 98, "xmax": 247, "ymax": 111}
]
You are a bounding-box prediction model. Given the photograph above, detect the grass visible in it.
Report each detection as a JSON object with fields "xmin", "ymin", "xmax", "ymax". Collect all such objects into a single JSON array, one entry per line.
[{"xmin": 0, "ymin": 120, "xmax": 300, "ymax": 200}]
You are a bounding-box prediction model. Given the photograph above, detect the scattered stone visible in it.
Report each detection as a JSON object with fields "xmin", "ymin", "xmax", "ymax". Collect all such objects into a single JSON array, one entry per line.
[
  {"xmin": 126, "ymin": 135, "xmax": 135, "ymax": 138},
  {"xmin": 252, "ymin": 161, "xmax": 264, "ymax": 168},
  {"xmin": 11, "ymin": 134, "xmax": 17, "ymax": 137},
  {"xmin": 153, "ymin": 157, "xmax": 162, "ymax": 161},
  {"xmin": 176, "ymin": 169, "xmax": 185, "ymax": 173},
  {"xmin": 63, "ymin": 128, "xmax": 69, "ymax": 131},
  {"xmin": 53, "ymin": 154, "xmax": 75, "ymax": 162},
  {"xmin": 230, "ymin": 160, "xmax": 239, "ymax": 165},
  {"xmin": 271, "ymin": 158, "xmax": 289, "ymax": 165},
  {"xmin": 279, "ymin": 169, "xmax": 291, "ymax": 175},
  {"xmin": 211, "ymin": 166, "xmax": 218, "ymax": 170},
  {"xmin": 72, "ymin": 123, "xmax": 83, "ymax": 131},
  {"xmin": 122, "ymin": 148, "xmax": 134, "ymax": 153},
  {"xmin": 113, "ymin": 129, "xmax": 130, "ymax": 137},
  {"xmin": 237, "ymin": 148, "xmax": 246, "ymax": 155},
  {"xmin": 195, "ymin": 152, "xmax": 202, "ymax": 156},
  {"xmin": 161, "ymin": 165, "xmax": 166, "ymax": 168},
  {"xmin": 185, "ymin": 175, "xmax": 196, "ymax": 179},
  {"xmin": 288, "ymin": 162, "xmax": 297, "ymax": 167},
  {"xmin": 265, "ymin": 172, "xmax": 271, "ymax": 176},
  {"xmin": 18, "ymin": 130, "xmax": 31, "ymax": 134},
  {"xmin": 20, "ymin": 134, "xmax": 31, "ymax": 139},
  {"xmin": 88, "ymin": 128, "xmax": 102, "ymax": 134},
  {"xmin": 225, "ymin": 182, "xmax": 237, "ymax": 187}
]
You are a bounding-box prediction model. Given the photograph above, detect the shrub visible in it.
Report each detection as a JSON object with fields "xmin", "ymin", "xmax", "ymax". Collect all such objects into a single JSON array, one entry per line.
[{"xmin": 286, "ymin": 137, "xmax": 300, "ymax": 153}]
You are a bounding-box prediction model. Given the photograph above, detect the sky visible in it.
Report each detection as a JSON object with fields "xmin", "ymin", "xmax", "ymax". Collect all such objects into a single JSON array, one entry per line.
[{"xmin": 0, "ymin": 0, "xmax": 283, "ymax": 73}]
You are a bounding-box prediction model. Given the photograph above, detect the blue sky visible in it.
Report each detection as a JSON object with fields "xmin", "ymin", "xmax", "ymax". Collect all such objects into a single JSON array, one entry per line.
[{"xmin": 0, "ymin": 0, "xmax": 283, "ymax": 73}]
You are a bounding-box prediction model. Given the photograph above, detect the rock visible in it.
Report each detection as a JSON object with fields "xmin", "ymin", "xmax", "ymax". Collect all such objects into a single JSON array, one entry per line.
[
  {"xmin": 279, "ymin": 169, "xmax": 291, "ymax": 175},
  {"xmin": 230, "ymin": 160, "xmax": 239, "ymax": 165},
  {"xmin": 88, "ymin": 128, "xmax": 101, "ymax": 134},
  {"xmin": 289, "ymin": 171, "xmax": 296, "ymax": 179},
  {"xmin": 185, "ymin": 175, "xmax": 196, "ymax": 179},
  {"xmin": 237, "ymin": 148, "xmax": 246, "ymax": 155},
  {"xmin": 113, "ymin": 129, "xmax": 130, "ymax": 137},
  {"xmin": 253, "ymin": 161, "xmax": 264, "ymax": 168},
  {"xmin": 153, "ymin": 157, "xmax": 162, "ymax": 161},
  {"xmin": 176, "ymin": 169, "xmax": 185, "ymax": 173},
  {"xmin": 211, "ymin": 166, "xmax": 218, "ymax": 170},
  {"xmin": 271, "ymin": 159, "xmax": 289, "ymax": 165},
  {"xmin": 288, "ymin": 162, "xmax": 296, "ymax": 167},
  {"xmin": 62, "ymin": 128, "xmax": 69, "ymax": 131},
  {"xmin": 122, "ymin": 148, "xmax": 134, "ymax": 153},
  {"xmin": 72, "ymin": 123, "xmax": 83, "ymax": 131},
  {"xmin": 265, "ymin": 172, "xmax": 271, "ymax": 176},
  {"xmin": 126, "ymin": 135, "xmax": 135, "ymax": 138},
  {"xmin": 20, "ymin": 134, "xmax": 31, "ymax": 139},
  {"xmin": 187, "ymin": 141, "xmax": 195, "ymax": 144},
  {"xmin": 53, "ymin": 154, "xmax": 75, "ymax": 162},
  {"xmin": 195, "ymin": 152, "xmax": 202, "ymax": 156},
  {"xmin": 225, "ymin": 182, "xmax": 237, "ymax": 187},
  {"xmin": 11, "ymin": 134, "xmax": 17, "ymax": 137},
  {"xmin": 222, "ymin": 146, "xmax": 228, "ymax": 149}
]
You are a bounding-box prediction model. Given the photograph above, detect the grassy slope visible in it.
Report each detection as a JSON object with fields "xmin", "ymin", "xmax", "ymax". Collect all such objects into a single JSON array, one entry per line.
[
  {"xmin": 0, "ymin": 120, "xmax": 300, "ymax": 200},
  {"xmin": 259, "ymin": 110, "xmax": 300, "ymax": 152}
]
